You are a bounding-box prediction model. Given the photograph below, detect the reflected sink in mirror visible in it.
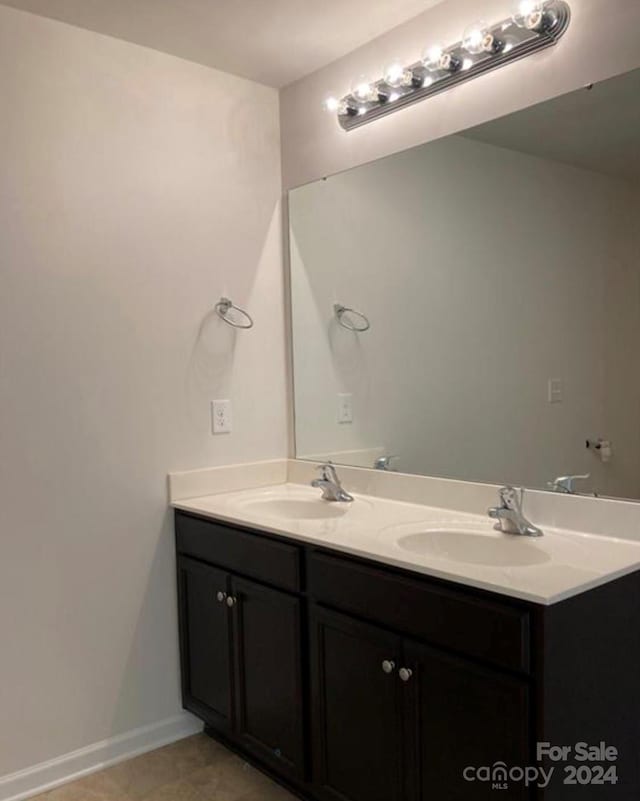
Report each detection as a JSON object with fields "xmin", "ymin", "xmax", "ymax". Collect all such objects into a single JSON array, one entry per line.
[{"xmin": 397, "ymin": 529, "xmax": 551, "ymax": 567}]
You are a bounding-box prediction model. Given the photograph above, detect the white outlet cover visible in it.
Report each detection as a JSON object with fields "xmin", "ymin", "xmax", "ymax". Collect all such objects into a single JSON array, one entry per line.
[
  {"xmin": 212, "ymin": 400, "xmax": 232, "ymax": 434},
  {"xmin": 338, "ymin": 393, "xmax": 353, "ymax": 424}
]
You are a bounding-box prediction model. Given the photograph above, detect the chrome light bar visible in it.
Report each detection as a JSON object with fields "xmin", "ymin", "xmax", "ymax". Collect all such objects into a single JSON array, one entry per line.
[{"xmin": 330, "ymin": 1, "xmax": 570, "ymax": 131}]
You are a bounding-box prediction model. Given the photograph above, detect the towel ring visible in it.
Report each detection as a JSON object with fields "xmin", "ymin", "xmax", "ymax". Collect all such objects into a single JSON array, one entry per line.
[
  {"xmin": 334, "ymin": 303, "xmax": 370, "ymax": 332},
  {"xmin": 215, "ymin": 297, "xmax": 254, "ymax": 329}
]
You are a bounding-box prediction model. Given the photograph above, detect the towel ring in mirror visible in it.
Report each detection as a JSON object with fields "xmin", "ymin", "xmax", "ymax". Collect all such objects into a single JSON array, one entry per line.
[
  {"xmin": 215, "ymin": 297, "xmax": 254, "ymax": 329},
  {"xmin": 334, "ymin": 303, "xmax": 370, "ymax": 332}
]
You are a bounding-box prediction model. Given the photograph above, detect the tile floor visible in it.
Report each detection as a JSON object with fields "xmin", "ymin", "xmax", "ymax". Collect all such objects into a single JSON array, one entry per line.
[{"xmin": 32, "ymin": 734, "xmax": 297, "ymax": 801}]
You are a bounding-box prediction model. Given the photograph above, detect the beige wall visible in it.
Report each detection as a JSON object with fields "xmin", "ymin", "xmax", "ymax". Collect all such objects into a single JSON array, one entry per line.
[
  {"xmin": 0, "ymin": 4, "xmax": 286, "ymax": 781},
  {"xmin": 280, "ymin": 0, "xmax": 640, "ymax": 189}
]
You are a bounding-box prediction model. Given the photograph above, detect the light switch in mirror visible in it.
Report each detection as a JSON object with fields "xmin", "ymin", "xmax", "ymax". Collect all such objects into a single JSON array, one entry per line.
[{"xmin": 288, "ymin": 67, "xmax": 640, "ymax": 502}]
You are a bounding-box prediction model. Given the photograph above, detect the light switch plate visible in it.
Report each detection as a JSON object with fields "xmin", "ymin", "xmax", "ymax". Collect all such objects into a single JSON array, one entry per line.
[
  {"xmin": 548, "ymin": 378, "xmax": 563, "ymax": 404},
  {"xmin": 212, "ymin": 400, "xmax": 232, "ymax": 434}
]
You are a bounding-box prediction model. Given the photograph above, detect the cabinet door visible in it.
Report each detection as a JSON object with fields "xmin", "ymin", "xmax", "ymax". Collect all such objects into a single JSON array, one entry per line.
[
  {"xmin": 310, "ymin": 606, "xmax": 405, "ymax": 801},
  {"xmin": 177, "ymin": 557, "xmax": 233, "ymax": 733},
  {"xmin": 404, "ymin": 641, "xmax": 530, "ymax": 801},
  {"xmin": 231, "ymin": 577, "xmax": 305, "ymax": 781}
]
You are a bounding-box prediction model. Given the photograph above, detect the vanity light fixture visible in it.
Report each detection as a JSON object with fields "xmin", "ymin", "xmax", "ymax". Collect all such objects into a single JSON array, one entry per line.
[{"xmin": 327, "ymin": 0, "xmax": 570, "ymax": 131}]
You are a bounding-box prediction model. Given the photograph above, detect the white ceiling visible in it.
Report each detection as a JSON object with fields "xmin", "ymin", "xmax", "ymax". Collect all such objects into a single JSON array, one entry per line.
[
  {"xmin": 0, "ymin": 0, "xmax": 444, "ymax": 87},
  {"xmin": 463, "ymin": 68, "xmax": 640, "ymax": 183}
]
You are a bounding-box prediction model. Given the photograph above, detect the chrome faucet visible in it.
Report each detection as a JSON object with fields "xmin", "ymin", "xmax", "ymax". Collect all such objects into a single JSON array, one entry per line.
[
  {"xmin": 311, "ymin": 462, "xmax": 354, "ymax": 502},
  {"xmin": 547, "ymin": 473, "xmax": 590, "ymax": 494},
  {"xmin": 374, "ymin": 455, "xmax": 398, "ymax": 471},
  {"xmin": 488, "ymin": 486, "xmax": 543, "ymax": 537}
]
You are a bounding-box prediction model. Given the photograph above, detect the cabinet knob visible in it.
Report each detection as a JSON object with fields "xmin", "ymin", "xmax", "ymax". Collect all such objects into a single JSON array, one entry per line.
[
  {"xmin": 226, "ymin": 596, "xmax": 237, "ymax": 608},
  {"xmin": 399, "ymin": 668, "xmax": 413, "ymax": 682},
  {"xmin": 216, "ymin": 591, "xmax": 227, "ymax": 603},
  {"xmin": 381, "ymin": 660, "xmax": 396, "ymax": 674}
]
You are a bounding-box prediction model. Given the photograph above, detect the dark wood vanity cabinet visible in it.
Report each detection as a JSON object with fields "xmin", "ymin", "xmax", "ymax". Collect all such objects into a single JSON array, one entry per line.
[
  {"xmin": 177, "ymin": 557, "xmax": 233, "ymax": 731},
  {"xmin": 309, "ymin": 600, "xmax": 530, "ymax": 801},
  {"xmin": 405, "ymin": 641, "xmax": 530, "ymax": 801},
  {"xmin": 231, "ymin": 575, "xmax": 305, "ymax": 776},
  {"xmin": 175, "ymin": 511, "xmax": 640, "ymax": 801},
  {"xmin": 309, "ymin": 607, "xmax": 405, "ymax": 801},
  {"xmin": 177, "ymin": 543, "xmax": 305, "ymax": 781}
]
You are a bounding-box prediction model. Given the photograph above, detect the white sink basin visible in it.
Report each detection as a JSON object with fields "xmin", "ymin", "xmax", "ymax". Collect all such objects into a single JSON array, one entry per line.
[
  {"xmin": 237, "ymin": 496, "xmax": 351, "ymax": 521},
  {"xmin": 397, "ymin": 529, "xmax": 551, "ymax": 567}
]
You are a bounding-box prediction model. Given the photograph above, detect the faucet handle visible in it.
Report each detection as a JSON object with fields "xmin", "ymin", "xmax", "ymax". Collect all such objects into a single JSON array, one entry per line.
[
  {"xmin": 316, "ymin": 461, "xmax": 339, "ymax": 483},
  {"xmin": 312, "ymin": 461, "xmax": 353, "ymax": 503},
  {"xmin": 498, "ymin": 485, "xmax": 522, "ymax": 511}
]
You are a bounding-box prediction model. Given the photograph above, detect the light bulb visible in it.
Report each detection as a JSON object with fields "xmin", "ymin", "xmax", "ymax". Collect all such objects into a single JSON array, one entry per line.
[
  {"xmin": 351, "ymin": 75, "xmax": 376, "ymax": 104},
  {"xmin": 422, "ymin": 44, "xmax": 444, "ymax": 72},
  {"xmin": 323, "ymin": 94, "xmax": 354, "ymax": 116},
  {"xmin": 423, "ymin": 75, "xmax": 434, "ymax": 88},
  {"xmin": 512, "ymin": 0, "xmax": 546, "ymax": 29},
  {"xmin": 323, "ymin": 95, "xmax": 340, "ymax": 113},
  {"xmin": 462, "ymin": 22, "xmax": 488, "ymax": 54},
  {"xmin": 383, "ymin": 60, "xmax": 412, "ymax": 88},
  {"xmin": 461, "ymin": 58, "xmax": 474, "ymax": 71},
  {"xmin": 463, "ymin": 21, "xmax": 502, "ymax": 55}
]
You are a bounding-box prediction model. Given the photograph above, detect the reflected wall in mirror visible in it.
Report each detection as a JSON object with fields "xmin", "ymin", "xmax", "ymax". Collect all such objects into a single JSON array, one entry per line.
[{"xmin": 289, "ymin": 67, "xmax": 640, "ymax": 501}]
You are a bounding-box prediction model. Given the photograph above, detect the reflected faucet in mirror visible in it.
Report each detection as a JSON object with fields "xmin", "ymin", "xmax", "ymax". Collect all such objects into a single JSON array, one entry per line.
[
  {"xmin": 374, "ymin": 455, "xmax": 399, "ymax": 471},
  {"xmin": 488, "ymin": 486, "xmax": 543, "ymax": 538},
  {"xmin": 548, "ymin": 474, "xmax": 591, "ymax": 494},
  {"xmin": 311, "ymin": 462, "xmax": 354, "ymax": 503}
]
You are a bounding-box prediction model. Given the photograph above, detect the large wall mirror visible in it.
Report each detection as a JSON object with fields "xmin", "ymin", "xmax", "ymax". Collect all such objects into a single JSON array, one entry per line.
[{"xmin": 288, "ymin": 67, "xmax": 640, "ymax": 501}]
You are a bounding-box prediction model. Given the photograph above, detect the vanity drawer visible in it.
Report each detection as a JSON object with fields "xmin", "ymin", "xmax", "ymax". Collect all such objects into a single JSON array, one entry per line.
[
  {"xmin": 175, "ymin": 512, "xmax": 301, "ymax": 593},
  {"xmin": 307, "ymin": 550, "xmax": 530, "ymax": 673}
]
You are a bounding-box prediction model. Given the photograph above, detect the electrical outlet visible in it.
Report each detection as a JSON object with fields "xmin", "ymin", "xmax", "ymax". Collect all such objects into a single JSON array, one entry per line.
[
  {"xmin": 338, "ymin": 393, "xmax": 353, "ymax": 424},
  {"xmin": 212, "ymin": 400, "xmax": 232, "ymax": 434}
]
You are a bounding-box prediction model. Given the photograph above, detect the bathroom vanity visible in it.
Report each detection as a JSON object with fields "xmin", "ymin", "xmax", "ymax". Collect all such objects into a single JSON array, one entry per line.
[
  {"xmin": 171, "ymin": 57, "xmax": 640, "ymax": 801},
  {"xmin": 174, "ymin": 488, "xmax": 640, "ymax": 801}
]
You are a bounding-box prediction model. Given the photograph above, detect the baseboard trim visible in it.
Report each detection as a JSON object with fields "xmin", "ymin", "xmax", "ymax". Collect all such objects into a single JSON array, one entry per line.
[{"xmin": 0, "ymin": 713, "xmax": 202, "ymax": 801}]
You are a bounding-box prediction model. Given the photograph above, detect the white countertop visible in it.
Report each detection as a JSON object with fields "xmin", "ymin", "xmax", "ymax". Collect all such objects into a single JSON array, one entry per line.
[{"xmin": 172, "ymin": 483, "xmax": 640, "ymax": 605}]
